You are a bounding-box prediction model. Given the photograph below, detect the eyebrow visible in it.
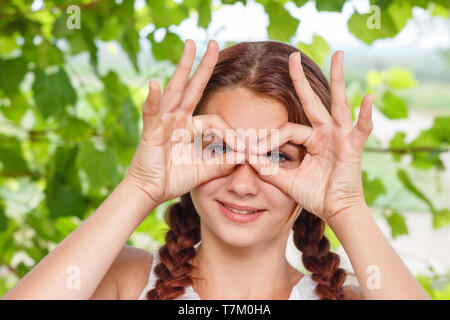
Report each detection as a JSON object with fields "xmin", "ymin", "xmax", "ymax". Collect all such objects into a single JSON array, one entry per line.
[{"xmin": 203, "ymin": 132, "xmax": 304, "ymax": 151}]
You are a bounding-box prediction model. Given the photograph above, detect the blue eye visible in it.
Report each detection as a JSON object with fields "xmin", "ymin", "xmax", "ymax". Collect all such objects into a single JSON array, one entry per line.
[
  {"xmin": 206, "ymin": 142, "xmax": 230, "ymax": 155},
  {"xmin": 267, "ymin": 151, "xmax": 291, "ymax": 163}
]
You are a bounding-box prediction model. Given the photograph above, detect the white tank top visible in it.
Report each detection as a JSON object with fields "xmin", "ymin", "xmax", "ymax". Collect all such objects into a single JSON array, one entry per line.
[{"xmin": 137, "ymin": 251, "xmax": 319, "ymax": 300}]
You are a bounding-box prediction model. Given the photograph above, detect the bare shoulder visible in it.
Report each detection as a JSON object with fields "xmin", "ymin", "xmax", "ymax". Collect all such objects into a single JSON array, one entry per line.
[
  {"xmin": 342, "ymin": 285, "xmax": 364, "ymax": 300},
  {"xmin": 91, "ymin": 245, "xmax": 154, "ymax": 300}
]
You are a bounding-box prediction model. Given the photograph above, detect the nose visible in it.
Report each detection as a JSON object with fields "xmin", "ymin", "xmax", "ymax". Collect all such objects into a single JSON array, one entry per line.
[{"xmin": 225, "ymin": 159, "xmax": 260, "ymax": 197}]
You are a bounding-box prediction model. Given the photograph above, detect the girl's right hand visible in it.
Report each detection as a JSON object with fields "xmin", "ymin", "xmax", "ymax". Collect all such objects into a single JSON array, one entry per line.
[{"xmin": 125, "ymin": 39, "xmax": 245, "ymax": 206}]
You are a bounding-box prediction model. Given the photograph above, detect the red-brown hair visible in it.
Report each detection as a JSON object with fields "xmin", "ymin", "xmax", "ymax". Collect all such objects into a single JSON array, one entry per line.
[{"xmin": 147, "ymin": 40, "xmax": 348, "ymax": 300}]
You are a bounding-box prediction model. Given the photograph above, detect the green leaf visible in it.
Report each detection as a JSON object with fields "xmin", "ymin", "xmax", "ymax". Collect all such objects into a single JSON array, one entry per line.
[
  {"xmin": 385, "ymin": 67, "xmax": 417, "ymax": 89},
  {"xmin": 46, "ymin": 176, "xmax": 89, "ymax": 219},
  {"xmin": 25, "ymin": 211, "xmax": 56, "ymax": 240},
  {"xmin": 292, "ymin": 0, "xmax": 309, "ymax": 7},
  {"xmin": 48, "ymin": 145, "xmax": 79, "ymax": 177},
  {"xmin": 432, "ymin": 208, "xmax": 450, "ymax": 229},
  {"xmin": 408, "ymin": 130, "xmax": 443, "ymax": 170},
  {"xmin": 380, "ymin": 91, "xmax": 408, "ymax": 119},
  {"xmin": 266, "ymin": 1, "xmax": 300, "ymax": 42},
  {"xmin": 429, "ymin": 117, "xmax": 450, "ymax": 144},
  {"xmin": 366, "ymin": 69, "xmax": 382, "ymax": 88},
  {"xmin": 370, "ymin": 0, "xmax": 394, "ymax": 10},
  {"xmin": 397, "ymin": 169, "xmax": 435, "ymax": 213},
  {"xmin": 76, "ymin": 141, "xmax": 119, "ymax": 193},
  {"xmin": 23, "ymin": 39, "xmax": 64, "ymax": 69},
  {"xmin": 198, "ymin": 1, "xmax": 212, "ymax": 29},
  {"xmin": 389, "ymin": 131, "xmax": 407, "ymax": 161},
  {"xmin": 118, "ymin": 24, "xmax": 140, "ymax": 72},
  {"xmin": 416, "ymin": 274, "xmax": 435, "ymax": 299},
  {"xmin": 0, "ymin": 57, "xmax": 28, "ymax": 95},
  {"xmin": 53, "ymin": 216, "xmax": 81, "ymax": 241},
  {"xmin": 408, "ymin": 0, "xmax": 429, "ymax": 9},
  {"xmin": 324, "ymin": 224, "xmax": 340, "ymax": 250},
  {"xmin": 101, "ymin": 71, "xmax": 129, "ymax": 107},
  {"xmin": 0, "ymin": 92, "xmax": 29, "ymax": 122},
  {"xmin": 385, "ymin": 210, "xmax": 408, "ymax": 238},
  {"xmin": 362, "ymin": 170, "xmax": 386, "ymax": 205},
  {"xmin": 147, "ymin": 0, "xmax": 190, "ymax": 28},
  {"xmin": 183, "ymin": 0, "xmax": 213, "ymax": 29},
  {"xmin": 298, "ymin": 35, "xmax": 331, "ymax": 67},
  {"xmin": 0, "ymin": 134, "xmax": 29, "ymax": 175},
  {"xmin": 120, "ymin": 98, "xmax": 140, "ymax": 145},
  {"xmin": 0, "ymin": 201, "xmax": 7, "ymax": 231},
  {"xmin": 386, "ymin": 0, "xmax": 413, "ymax": 32},
  {"xmin": 315, "ymin": 0, "xmax": 345, "ymax": 12},
  {"xmin": 431, "ymin": 3, "xmax": 450, "ymax": 18},
  {"xmin": 45, "ymin": 145, "xmax": 88, "ymax": 219},
  {"xmin": 0, "ymin": 35, "xmax": 19, "ymax": 54},
  {"xmin": 348, "ymin": 8, "xmax": 398, "ymax": 45},
  {"xmin": 0, "ymin": 217, "xmax": 20, "ymax": 264},
  {"xmin": 149, "ymin": 31, "xmax": 185, "ymax": 64},
  {"xmin": 135, "ymin": 212, "xmax": 169, "ymax": 244},
  {"xmin": 55, "ymin": 116, "xmax": 94, "ymax": 142},
  {"xmin": 32, "ymin": 68, "xmax": 77, "ymax": 119}
]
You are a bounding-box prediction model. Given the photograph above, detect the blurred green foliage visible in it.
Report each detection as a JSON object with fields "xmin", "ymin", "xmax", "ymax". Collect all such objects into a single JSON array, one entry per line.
[{"xmin": 0, "ymin": 0, "xmax": 449, "ymax": 299}]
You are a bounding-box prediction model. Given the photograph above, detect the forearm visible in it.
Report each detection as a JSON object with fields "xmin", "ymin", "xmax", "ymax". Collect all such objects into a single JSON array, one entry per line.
[
  {"xmin": 328, "ymin": 203, "xmax": 430, "ymax": 300},
  {"xmin": 3, "ymin": 177, "xmax": 157, "ymax": 299}
]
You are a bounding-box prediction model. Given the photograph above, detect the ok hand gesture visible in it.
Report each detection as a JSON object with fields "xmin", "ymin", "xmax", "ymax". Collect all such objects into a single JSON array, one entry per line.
[
  {"xmin": 126, "ymin": 40, "xmax": 245, "ymax": 207},
  {"xmin": 250, "ymin": 51, "xmax": 374, "ymax": 224}
]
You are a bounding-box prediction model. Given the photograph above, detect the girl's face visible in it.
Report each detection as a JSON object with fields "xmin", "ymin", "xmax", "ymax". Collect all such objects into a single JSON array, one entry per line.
[{"xmin": 190, "ymin": 87, "xmax": 304, "ymax": 248}]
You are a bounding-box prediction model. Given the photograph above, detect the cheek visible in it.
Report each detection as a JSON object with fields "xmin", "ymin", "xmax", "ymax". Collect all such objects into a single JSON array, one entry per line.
[
  {"xmin": 193, "ymin": 177, "xmax": 223, "ymax": 197},
  {"xmin": 262, "ymin": 183, "xmax": 294, "ymax": 210},
  {"xmin": 190, "ymin": 178, "xmax": 224, "ymax": 217}
]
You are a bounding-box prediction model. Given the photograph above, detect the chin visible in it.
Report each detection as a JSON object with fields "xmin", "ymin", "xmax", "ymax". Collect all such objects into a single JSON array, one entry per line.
[{"xmin": 212, "ymin": 222, "xmax": 267, "ymax": 248}]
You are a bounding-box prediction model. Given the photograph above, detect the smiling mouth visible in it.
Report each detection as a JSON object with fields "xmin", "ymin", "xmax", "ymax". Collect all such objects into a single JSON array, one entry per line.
[{"xmin": 217, "ymin": 200, "xmax": 266, "ymax": 215}]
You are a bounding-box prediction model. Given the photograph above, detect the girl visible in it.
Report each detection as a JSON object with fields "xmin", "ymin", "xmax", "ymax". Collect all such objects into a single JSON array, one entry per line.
[{"xmin": 3, "ymin": 39, "xmax": 429, "ymax": 300}]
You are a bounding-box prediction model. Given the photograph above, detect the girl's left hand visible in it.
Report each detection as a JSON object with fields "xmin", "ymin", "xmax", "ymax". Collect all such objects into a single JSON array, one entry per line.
[{"xmin": 249, "ymin": 51, "xmax": 374, "ymax": 224}]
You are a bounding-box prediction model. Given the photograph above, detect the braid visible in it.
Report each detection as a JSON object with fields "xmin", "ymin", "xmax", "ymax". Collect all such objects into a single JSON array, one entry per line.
[
  {"xmin": 146, "ymin": 193, "xmax": 201, "ymax": 300},
  {"xmin": 292, "ymin": 209, "xmax": 347, "ymax": 300}
]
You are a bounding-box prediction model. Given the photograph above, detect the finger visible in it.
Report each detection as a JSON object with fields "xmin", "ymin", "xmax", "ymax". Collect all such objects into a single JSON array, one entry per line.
[
  {"xmin": 289, "ymin": 51, "xmax": 332, "ymax": 127},
  {"xmin": 350, "ymin": 94, "xmax": 374, "ymax": 151},
  {"xmin": 159, "ymin": 39, "xmax": 196, "ymax": 113},
  {"xmin": 248, "ymin": 154, "xmax": 293, "ymax": 193},
  {"xmin": 250, "ymin": 122, "xmax": 312, "ymax": 155},
  {"xmin": 179, "ymin": 39, "xmax": 219, "ymax": 115},
  {"xmin": 192, "ymin": 114, "xmax": 246, "ymax": 152},
  {"xmin": 141, "ymin": 80, "xmax": 161, "ymax": 139},
  {"xmin": 330, "ymin": 51, "xmax": 353, "ymax": 130},
  {"xmin": 197, "ymin": 150, "xmax": 246, "ymax": 185}
]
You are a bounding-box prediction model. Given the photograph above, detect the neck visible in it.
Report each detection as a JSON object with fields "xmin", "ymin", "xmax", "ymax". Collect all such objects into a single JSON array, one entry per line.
[{"xmin": 190, "ymin": 225, "xmax": 303, "ymax": 299}]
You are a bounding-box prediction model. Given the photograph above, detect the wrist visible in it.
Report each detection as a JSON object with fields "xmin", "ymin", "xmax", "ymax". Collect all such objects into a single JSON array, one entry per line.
[
  {"xmin": 326, "ymin": 201, "xmax": 370, "ymax": 231},
  {"xmin": 121, "ymin": 175, "xmax": 163, "ymax": 209}
]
